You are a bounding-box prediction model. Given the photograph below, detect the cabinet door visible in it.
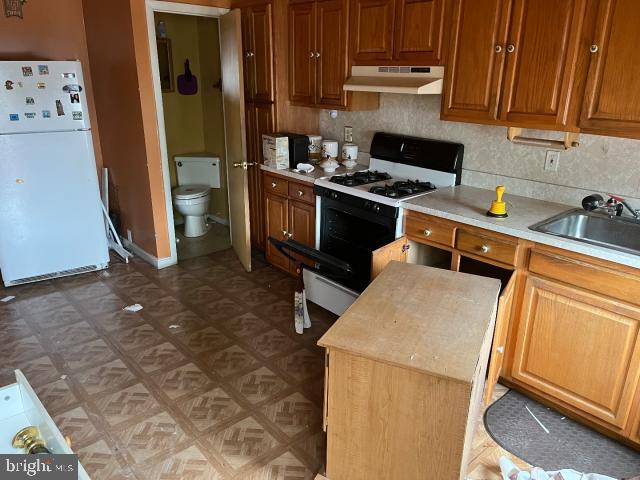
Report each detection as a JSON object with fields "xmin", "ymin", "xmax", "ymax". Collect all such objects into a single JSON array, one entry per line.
[
  {"xmin": 248, "ymin": 2, "xmax": 274, "ymax": 103},
  {"xmin": 499, "ymin": 0, "xmax": 587, "ymax": 128},
  {"xmin": 484, "ymin": 271, "xmax": 516, "ymax": 406},
  {"xmin": 393, "ymin": 0, "xmax": 445, "ymax": 64},
  {"xmin": 350, "ymin": 0, "xmax": 396, "ymax": 63},
  {"xmin": 289, "ymin": 1, "xmax": 316, "ymax": 105},
  {"xmin": 265, "ymin": 193, "xmax": 290, "ymax": 272},
  {"xmin": 316, "ymin": 0, "xmax": 349, "ymax": 107},
  {"xmin": 580, "ymin": 0, "xmax": 640, "ymax": 138},
  {"xmin": 289, "ymin": 200, "xmax": 316, "ymax": 271},
  {"xmin": 441, "ymin": 0, "xmax": 511, "ymax": 123},
  {"xmin": 512, "ymin": 275, "xmax": 640, "ymax": 428},
  {"xmin": 371, "ymin": 237, "xmax": 408, "ymax": 280},
  {"xmin": 247, "ymin": 103, "xmax": 274, "ymax": 251}
]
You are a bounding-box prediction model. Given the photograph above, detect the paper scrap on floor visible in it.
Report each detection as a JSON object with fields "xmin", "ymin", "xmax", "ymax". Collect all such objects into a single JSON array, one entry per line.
[
  {"xmin": 500, "ymin": 457, "xmax": 616, "ymax": 480},
  {"xmin": 123, "ymin": 303, "xmax": 143, "ymax": 312}
]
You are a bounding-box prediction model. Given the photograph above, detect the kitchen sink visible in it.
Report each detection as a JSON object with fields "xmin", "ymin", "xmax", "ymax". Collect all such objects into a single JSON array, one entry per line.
[{"xmin": 529, "ymin": 208, "xmax": 640, "ymax": 256}]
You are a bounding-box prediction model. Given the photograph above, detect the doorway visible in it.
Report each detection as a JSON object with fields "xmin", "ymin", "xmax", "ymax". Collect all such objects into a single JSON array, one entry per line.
[
  {"xmin": 154, "ymin": 12, "xmax": 230, "ymax": 261},
  {"xmin": 145, "ymin": 1, "xmax": 252, "ymax": 270}
]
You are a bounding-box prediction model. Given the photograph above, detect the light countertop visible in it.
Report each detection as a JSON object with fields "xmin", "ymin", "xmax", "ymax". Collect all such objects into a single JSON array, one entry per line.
[
  {"xmin": 260, "ymin": 163, "xmax": 368, "ymax": 184},
  {"xmin": 400, "ymin": 185, "xmax": 640, "ymax": 270}
]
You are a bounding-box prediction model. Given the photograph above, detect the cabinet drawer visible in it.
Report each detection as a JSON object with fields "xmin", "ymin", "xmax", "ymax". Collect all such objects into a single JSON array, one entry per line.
[
  {"xmin": 264, "ymin": 174, "xmax": 289, "ymax": 196},
  {"xmin": 456, "ymin": 229, "xmax": 518, "ymax": 266},
  {"xmin": 404, "ymin": 212, "xmax": 455, "ymax": 247},
  {"xmin": 289, "ymin": 181, "xmax": 315, "ymax": 204},
  {"xmin": 529, "ymin": 250, "xmax": 640, "ymax": 306}
]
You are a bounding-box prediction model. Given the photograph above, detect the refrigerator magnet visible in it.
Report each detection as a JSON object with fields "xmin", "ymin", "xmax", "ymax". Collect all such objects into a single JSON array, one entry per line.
[
  {"xmin": 72, "ymin": 111, "xmax": 83, "ymax": 121},
  {"xmin": 62, "ymin": 73, "xmax": 76, "ymax": 79},
  {"xmin": 25, "ymin": 97, "xmax": 35, "ymax": 105},
  {"xmin": 21, "ymin": 66, "xmax": 33, "ymax": 77},
  {"xmin": 5, "ymin": 80, "xmax": 14, "ymax": 90},
  {"xmin": 9, "ymin": 114, "xmax": 19, "ymax": 121},
  {"xmin": 62, "ymin": 84, "xmax": 83, "ymax": 93},
  {"xmin": 42, "ymin": 110, "xmax": 51, "ymax": 119},
  {"xmin": 38, "ymin": 65, "xmax": 50, "ymax": 75},
  {"xmin": 24, "ymin": 112, "xmax": 36, "ymax": 119},
  {"xmin": 36, "ymin": 82, "xmax": 46, "ymax": 89},
  {"xmin": 56, "ymin": 100, "xmax": 65, "ymax": 116},
  {"xmin": 70, "ymin": 93, "xmax": 80, "ymax": 104}
]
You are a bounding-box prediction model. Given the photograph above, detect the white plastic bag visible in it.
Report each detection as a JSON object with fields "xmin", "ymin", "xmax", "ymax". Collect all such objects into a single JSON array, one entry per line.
[{"xmin": 500, "ymin": 457, "xmax": 617, "ymax": 480}]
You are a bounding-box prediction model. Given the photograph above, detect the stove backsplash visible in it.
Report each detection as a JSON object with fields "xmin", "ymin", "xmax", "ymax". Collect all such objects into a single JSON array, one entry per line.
[{"xmin": 320, "ymin": 94, "xmax": 640, "ymax": 210}]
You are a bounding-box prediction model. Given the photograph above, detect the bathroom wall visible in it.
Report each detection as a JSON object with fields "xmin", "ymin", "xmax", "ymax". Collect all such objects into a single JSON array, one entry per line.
[
  {"xmin": 320, "ymin": 94, "xmax": 640, "ymax": 209},
  {"xmin": 156, "ymin": 12, "xmax": 229, "ymax": 222}
]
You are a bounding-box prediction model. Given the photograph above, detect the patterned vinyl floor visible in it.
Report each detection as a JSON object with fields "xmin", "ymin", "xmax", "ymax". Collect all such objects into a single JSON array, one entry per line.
[{"xmin": 0, "ymin": 249, "xmax": 335, "ymax": 479}]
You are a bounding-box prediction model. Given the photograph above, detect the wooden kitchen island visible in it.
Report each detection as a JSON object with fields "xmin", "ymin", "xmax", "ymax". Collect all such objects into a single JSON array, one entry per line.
[{"xmin": 318, "ymin": 261, "xmax": 502, "ymax": 480}]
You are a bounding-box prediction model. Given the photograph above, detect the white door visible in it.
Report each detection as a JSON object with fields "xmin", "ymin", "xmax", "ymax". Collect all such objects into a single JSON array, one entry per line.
[{"xmin": 220, "ymin": 9, "xmax": 252, "ymax": 272}]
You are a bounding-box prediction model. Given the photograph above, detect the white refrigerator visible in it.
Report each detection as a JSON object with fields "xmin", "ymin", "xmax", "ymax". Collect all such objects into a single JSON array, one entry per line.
[{"xmin": 0, "ymin": 61, "xmax": 109, "ymax": 287}]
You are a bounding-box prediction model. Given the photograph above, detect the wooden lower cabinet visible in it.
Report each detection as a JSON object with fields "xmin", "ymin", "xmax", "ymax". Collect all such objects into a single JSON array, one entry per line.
[
  {"xmin": 265, "ymin": 192, "xmax": 289, "ymax": 272},
  {"xmin": 511, "ymin": 274, "xmax": 640, "ymax": 429},
  {"xmin": 264, "ymin": 173, "xmax": 316, "ymax": 275}
]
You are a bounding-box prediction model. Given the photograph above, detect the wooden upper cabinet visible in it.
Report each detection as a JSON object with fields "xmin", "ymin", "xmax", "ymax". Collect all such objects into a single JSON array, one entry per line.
[
  {"xmin": 580, "ymin": 0, "xmax": 640, "ymax": 139},
  {"xmin": 512, "ymin": 275, "xmax": 640, "ymax": 429},
  {"xmin": 316, "ymin": 0, "xmax": 349, "ymax": 107},
  {"xmin": 393, "ymin": 0, "xmax": 445, "ymax": 64},
  {"xmin": 499, "ymin": 0, "xmax": 587, "ymax": 128},
  {"xmin": 247, "ymin": 3, "xmax": 274, "ymax": 102},
  {"xmin": 441, "ymin": 0, "xmax": 511, "ymax": 122},
  {"xmin": 350, "ymin": 0, "xmax": 396, "ymax": 63},
  {"xmin": 289, "ymin": 1, "xmax": 316, "ymax": 105}
]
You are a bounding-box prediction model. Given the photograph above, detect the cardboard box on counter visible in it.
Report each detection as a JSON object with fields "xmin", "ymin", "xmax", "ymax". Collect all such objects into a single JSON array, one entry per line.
[{"xmin": 262, "ymin": 134, "xmax": 289, "ymax": 170}]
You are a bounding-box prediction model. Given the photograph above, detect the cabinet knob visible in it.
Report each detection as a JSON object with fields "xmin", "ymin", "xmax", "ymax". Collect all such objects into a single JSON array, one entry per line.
[
  {"xmin": 495, "ymin": 45, "xmax": 503, "ymax": 53},
  {"xmin": 271, "ymin": 182, "xmax": 277, "ymax": 188},
  {"xmin": 287, "ymin": 232, "xmax": 293, "ymax": 239},
  {"xmin": 506, "ymin": 44, "xmax": 515, "ymax": 53},
  {"xmin": 315, "ymin": 52, "xmax": 321, "ymax": 58},
  {"xmin": 282, "ymin": 230, "xmax": 287, "ymax": 237},
  {"xmin": 423, "ymin": 229, "xmax": 432, "ymax": 237},
  {"xmin": 310, "ymin": 51, "xmax": 314, "ymax": 58},
  {"xmin": 496, "ymin": 346, "xmax": 505, "ymax": 354},
  {"xmin": 298, "ymin": 190, "xmax": 304, "ymax": 197},
  {"xmin": 590, "ymin": 44, "xmax": 599, "ymax": 53},
  {"xmin": 480, "ymin": 244, "xmax": 491, "ymax": 254}
]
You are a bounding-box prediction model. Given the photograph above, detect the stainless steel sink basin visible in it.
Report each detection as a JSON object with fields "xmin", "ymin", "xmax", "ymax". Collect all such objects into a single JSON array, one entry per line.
[{"xmin": 530, "ymin": 209, "xmax": 640, "ymax": 256}]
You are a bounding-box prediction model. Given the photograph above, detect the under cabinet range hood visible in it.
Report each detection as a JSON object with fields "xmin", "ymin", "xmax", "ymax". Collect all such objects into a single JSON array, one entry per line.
[{"xmin": 343, "ymin": 66, "xmax": 444, "ymax": 95}]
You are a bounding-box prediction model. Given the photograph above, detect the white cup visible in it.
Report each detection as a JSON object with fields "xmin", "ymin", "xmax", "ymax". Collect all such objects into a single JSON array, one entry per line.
[
  {"xmin": 321, "ymin": 140, "xmax": 339, "ymax": 160},
  {"xmin": 341, "ymin": 143, "xmax": 358, "ymax": 161}
]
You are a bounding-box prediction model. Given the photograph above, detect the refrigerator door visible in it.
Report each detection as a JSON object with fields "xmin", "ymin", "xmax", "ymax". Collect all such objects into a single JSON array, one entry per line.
[
  {"xmin": 0, "ymin": 130, "xmax": 109, "ymax": 286},
  {"xmin": 0, "ymin": 61, "xmax": 90, "ymax": 134}
]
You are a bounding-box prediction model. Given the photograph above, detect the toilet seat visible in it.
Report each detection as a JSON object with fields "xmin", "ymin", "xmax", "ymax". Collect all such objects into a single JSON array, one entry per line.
[{"xmin": 173, "ymin": 184, "xmax": 210, "ymax": 200}]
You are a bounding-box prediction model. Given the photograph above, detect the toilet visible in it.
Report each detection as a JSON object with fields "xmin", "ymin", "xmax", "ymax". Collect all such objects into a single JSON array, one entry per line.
[{"xmin": 173, "ymin": 154, "xmax": 221, "ymax": 238}]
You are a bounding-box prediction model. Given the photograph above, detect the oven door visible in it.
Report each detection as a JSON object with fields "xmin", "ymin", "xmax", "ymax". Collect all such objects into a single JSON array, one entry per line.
[{"xmin": 318, "ymin": 195, "xmax": 397, "ymax": 292}]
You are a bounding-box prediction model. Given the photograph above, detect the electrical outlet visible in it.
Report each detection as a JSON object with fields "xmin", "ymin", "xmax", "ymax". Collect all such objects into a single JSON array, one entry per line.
[
  {"xmin": 544, "ymin": 151, "xmax": 560, "ymax": 171},
  {"xmin": 344, "ymin": 125, "xmax": 353, "ymax": 143}
]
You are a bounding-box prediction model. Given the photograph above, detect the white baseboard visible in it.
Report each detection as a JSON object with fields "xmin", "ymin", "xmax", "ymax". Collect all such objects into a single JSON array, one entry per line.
[
  {"xmin": 207, "ymin": 214, "xmax": 229, "ymax": 226},
  {"xmin": 121, "ymin": 237, "xmax": 177, "ymax": 269}
]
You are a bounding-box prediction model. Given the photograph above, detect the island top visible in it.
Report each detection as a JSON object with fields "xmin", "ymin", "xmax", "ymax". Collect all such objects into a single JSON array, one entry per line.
[{"xmin": 318, "ymin": 261, "xmax": 501, "ymax": 384}]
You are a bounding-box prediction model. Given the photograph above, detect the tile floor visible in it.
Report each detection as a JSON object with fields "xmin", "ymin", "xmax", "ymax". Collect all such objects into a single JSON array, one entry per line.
[
  {"xmin": 176, "ymin": 223, "xmax": 231, "ymax": 261},
  {"xmin": 0, "ymin": 249, "xmax": 335, "ymax": 479}
]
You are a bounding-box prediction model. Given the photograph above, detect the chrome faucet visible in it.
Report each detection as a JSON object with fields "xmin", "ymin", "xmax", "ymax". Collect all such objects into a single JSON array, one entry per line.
[{"xmin": 582, "ymin": 193, "xmax": 640, "ymax": 220}]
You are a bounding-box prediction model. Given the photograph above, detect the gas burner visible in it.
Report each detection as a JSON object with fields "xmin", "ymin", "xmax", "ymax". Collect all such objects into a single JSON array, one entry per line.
[
  {"xmin": 330, "ymin": 170, "xmax": 392, "ymax": 186},
  {"xmin": 369, "ymin": 180, "xmax": 437, "ymax": 199}
]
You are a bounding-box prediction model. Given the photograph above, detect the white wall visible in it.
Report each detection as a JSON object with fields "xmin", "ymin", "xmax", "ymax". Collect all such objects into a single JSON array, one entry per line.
[{"xmin": 320, "ymin": 94, "xmax": 640, "ymax": 209}]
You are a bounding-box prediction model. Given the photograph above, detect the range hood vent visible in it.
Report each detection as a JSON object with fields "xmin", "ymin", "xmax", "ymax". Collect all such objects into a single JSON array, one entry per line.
[{"xmin": 343, "ymin": 66, "xmax": 444, "ymax": 94}]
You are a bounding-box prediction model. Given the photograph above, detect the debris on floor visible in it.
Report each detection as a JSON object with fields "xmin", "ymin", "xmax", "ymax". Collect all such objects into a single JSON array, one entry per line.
[
  {"xmin": 122, "ymin": 303, "xmax": 143, "ymax": 312},
  {"xmin": 1, "ymin": 295, "xmax": 15, "ymax": 302},
  {"xmin": 500, "ymin": 457, "xmax": 617, "ymax": 480}
]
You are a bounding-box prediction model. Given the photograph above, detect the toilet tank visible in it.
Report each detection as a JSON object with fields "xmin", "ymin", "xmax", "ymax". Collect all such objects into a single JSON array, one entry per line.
[{"xmin": 174, "ymin": 154, "xmax": 221, "ymax": 188}]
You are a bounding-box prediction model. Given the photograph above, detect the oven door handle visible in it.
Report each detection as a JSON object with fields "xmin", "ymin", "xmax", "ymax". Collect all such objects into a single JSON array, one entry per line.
[{"xmin": 268, "ymin": 237, "xmax": 353, "ymax": 278}]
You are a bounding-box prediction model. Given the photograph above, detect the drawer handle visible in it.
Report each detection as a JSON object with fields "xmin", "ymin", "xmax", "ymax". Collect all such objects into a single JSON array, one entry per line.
[
  {"xmin": 298, "ymin": 190, "xmax": 304, "ymax": 197},
  {"xmin": 480, "ymin": 244, "xmax": 491, "ymax": 254},
  {"xmin": 271, "ymin": 182, "xmax": 277, "ymax": 188},
  {"xmin": 423, "ymin": 229, "xmax": 432, "ymax": 237}
]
